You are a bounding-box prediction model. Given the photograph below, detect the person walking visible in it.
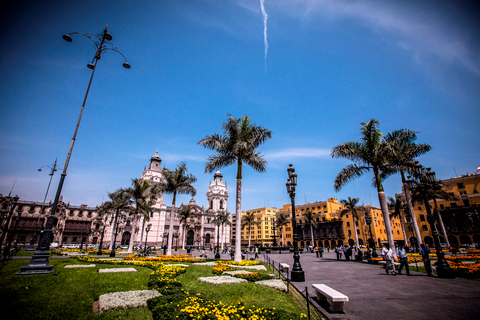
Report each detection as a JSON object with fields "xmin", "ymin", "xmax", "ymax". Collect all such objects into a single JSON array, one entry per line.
[
  {"xmin": 420, "ymin": 244, "xmax": 433, "ymax": 276},
  {"xmin": 384, "ymin": 243, "xmax": 396, "ymax": 275},
  {"xmin": 396, "ymin": 244, "xmax": 410, "ymax": 275},
  {"xmin": 335, "ymin": 246, "xmax": 342, "ymax": 260},
  {"xmin": 319, "ymin": 245, "xmax": 323, "ymax": 258},
  {"xmin": 254, "ymin": 246, "xmax": 259, "ymax": 259},
  {"xmin": 315, "ymin": 245, "xmax": 319, "ymax": 258}
]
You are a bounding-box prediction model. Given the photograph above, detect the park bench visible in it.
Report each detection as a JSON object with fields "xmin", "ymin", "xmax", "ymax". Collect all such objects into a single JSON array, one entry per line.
[
  {"xmin": 312, "ymin": 284, "xmax": 349, "ymax": 313},
  {"xmin": 279, "ymin": 263, "xmax": 290, "ymax": 273}
]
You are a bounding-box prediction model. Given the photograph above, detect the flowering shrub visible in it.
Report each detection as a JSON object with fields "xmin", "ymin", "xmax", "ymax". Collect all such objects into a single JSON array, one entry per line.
[
  {"xmin": 123, "ymin": 254, "xmax": 205, "ymax": 263},
  {"xmin": 222, "ymin": 260, "xmax": 262, "ymax": 266},
  {"xmin": 448, "ymin": 261, "xmax": 480, "ymax": 279},
  {"xmin": 148, "ymin": 295, "xmax": 307, "ymax": 320},
  {"xmin": 75, "ymin": 255, "xmax": 309, "ymax": 319},
  {"xmin": 233, "ymin": 272, "xmax": 272, "ymax": 282},
  {"xmin": 213, "ymin": 263, "xmax": 234, "ymax": 275}
]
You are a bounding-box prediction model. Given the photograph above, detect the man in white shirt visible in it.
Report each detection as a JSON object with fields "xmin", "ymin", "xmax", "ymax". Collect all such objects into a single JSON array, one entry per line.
[
  {"xmin": 396, "ymin": 244, "xmax": 410, "ymax": 275},
  {"xmin": 384, "ymin": 243, "xmax": 396, "ymax": 275}
]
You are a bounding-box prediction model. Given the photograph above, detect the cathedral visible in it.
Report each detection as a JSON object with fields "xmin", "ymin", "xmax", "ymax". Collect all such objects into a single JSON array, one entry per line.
[
  {"xmin": 102, "ymin": 150, "xmax": 232, "ymax": 250},
  {"xmin": 0, "ymin": 150, "xmax": 231, "ymax": 250}
]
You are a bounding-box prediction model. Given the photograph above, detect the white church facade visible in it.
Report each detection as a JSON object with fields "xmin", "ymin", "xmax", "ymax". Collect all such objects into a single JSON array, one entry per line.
[{"xmin": 102, "ymin": 150, "xmax": 232, "ymax": 250}]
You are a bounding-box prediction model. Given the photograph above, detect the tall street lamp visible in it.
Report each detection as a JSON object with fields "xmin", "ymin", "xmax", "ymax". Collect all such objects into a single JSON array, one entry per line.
[
  {"xmin": 406, "ymin": 163, "xmax": 455, "ymax": 279},
  {"xmin": 286, "ymin": 164, "xmax": 305, "ymax": 282},
  {"xmin": 214, "ymin": 216, "xmax": 221, "ymax": 259},
  {"xmin": 26, "ymin": 159, "xmax": 58, "ymax": 251},
  {"xmin": 18, "ymin": 26, "xmax": 130, "ymax": 275}
]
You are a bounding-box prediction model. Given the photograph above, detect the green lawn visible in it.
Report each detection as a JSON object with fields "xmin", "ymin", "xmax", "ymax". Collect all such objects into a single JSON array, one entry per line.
[
  {"xmin": 0, "ymin": 258, "xmax": 153, "ymax": 320},
  {"xmin": 1, "ymin": 257, "xmax": 320, "ymax": 319}
]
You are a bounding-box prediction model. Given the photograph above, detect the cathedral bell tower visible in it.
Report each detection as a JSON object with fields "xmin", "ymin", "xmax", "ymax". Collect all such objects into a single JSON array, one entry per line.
[{"xmin": 206, "ymin": 170, "xmax": 229, "ymax": 213}]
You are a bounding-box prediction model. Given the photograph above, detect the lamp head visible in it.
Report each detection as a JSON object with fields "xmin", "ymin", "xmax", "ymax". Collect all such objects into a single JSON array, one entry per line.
[
  {"xmin": 123, "ymin": 62, "xmax": 131, "ymax": 69},
  {"xmin": 104, "ymin": 31, "xmax": 112, "ymax": 41},
  {"xmin": 406, "ymin": 176, "xmax": 415, "ymax": 190},
  {"xmin": 87, "ymin": 63, "xmax": 95, "ymax": 70},
  {"xmin": 62, "ymin": 34, "xmax": 73, "ymax": 42}
]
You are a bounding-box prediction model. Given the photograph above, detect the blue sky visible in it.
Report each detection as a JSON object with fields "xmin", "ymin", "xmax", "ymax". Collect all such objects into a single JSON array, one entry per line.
[{"xmin": 1, "ymin": 0, "xmax": 479, "ymax": 212}]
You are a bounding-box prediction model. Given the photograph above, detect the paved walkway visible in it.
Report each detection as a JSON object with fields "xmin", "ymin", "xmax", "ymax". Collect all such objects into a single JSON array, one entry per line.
[{"xmin": 260, "ymin": 250, "xmax": 480, "ymax": 320}]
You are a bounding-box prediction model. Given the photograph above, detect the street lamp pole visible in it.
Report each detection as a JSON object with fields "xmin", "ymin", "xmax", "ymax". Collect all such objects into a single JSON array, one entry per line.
[
  {"xmin": 26, "ymin": 159, "xmax": 58, "ymax": 251},
  {"xmin": 144, "ymin": 224, "xmax": 152, "ymax": 254},
  {"xmin": 406, "ymin": 163, "xmax": 455, "ymax": 279},
  {"xmin": 18, "ymin": 26, "xmax": 129, "ymax": 275},
  {"xmin": 286, "ymin": 164, "xmax": 305, "ymax": 282}
]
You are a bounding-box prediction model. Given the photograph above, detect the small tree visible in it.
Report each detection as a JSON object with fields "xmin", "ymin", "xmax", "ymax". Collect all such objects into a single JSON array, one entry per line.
[
  {"xmin": 177, "ymin": 205, "xmax": 194, "ymax": 250},
  {"xmin": 162, "ymin": 162, "xmax": 197, "ymax": 256},
  {"xmin": 276, "ymin": 212, "xmax": 290, "ymax": 246},
  {"xmin": 216, "ymin": 210, "xmax": 231, "ymax": 249},
  {"xmin": 339, "ymin": 197, "xmax": 365, "ymax": 247},
  {"xmin": 388, "ymin": 196, "xmax": 408, "ymax": 246},
  {"xmin": 302, "ymin": 209, "xmax": 319, "ymax": 247},
  {"xmin": 241, "ymin": 212, "xmax": 259, "ymax": 248}
]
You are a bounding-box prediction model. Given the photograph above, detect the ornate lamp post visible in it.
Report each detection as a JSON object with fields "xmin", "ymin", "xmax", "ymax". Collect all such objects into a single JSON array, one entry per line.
[
  {"xmin": 202, "ymin": 234, "xmax": 206, "ymax": 249},
  {"xmin": 406, "ymin": 163, "xmax": 455, "ymax": 279},
  {"xmin": 271, "ymin": 218, "xmax": 278, "ymax": 247},
  {"xmin": 286, "ymin": 164, "xmax": 305, "ymax": 282},
  {"xmin": 214, "ymin": 216, "xmax": 221, "ymax": 259},
  {"xmin": 26, "ymin": 159, "xmax": 58, "ymax": 251},
  {"xmin": 144, "ymin": 223, "xmax": 152, "ymax": 254},
  {"xmin": 18, "ymin": 27, "xmax": 130, "ymax": 275},
  {"xmin": 364, "ymin": 213, "xmax": 377, "ymax": 257}
]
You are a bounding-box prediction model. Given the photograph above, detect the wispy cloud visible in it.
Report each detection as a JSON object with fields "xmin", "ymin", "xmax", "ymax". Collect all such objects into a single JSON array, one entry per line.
[
  {"xmin": 273, "ymin": 0, "xmax": 480, "ymax": 76},
  {"xmin": 265, "ymin": 147, "xmax": 330, "ymax": 160}
]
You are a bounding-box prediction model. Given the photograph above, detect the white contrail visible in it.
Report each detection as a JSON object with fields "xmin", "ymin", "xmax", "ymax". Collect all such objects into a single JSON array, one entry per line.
[{"xmin": 260, "ymin": 0, "xmax": 268, "ymax": 71}]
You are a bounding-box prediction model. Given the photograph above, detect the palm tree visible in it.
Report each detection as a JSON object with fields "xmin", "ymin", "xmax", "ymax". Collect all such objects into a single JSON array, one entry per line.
[
  {"xmin": 339, "ymin": 197, "xmax": 364, "ymax": 247},
  {"xmin": 177, "ymin": 205, "xmax": 194, "ymax": 250},
  {"xmin": 198, "ymin": 113, "xmax": 272, "ymax": 262},
  {"xmin": 302, "ymin": 209, "xmax": 319, "ymax": 247},
  {"xmin": 162, "ymin": 162, "xmax": 197, "ymax": 256},
  {"xmin": 388, "ymin": 196, "xmax": 408, "ymax": 246},
  {"xmin": 332, "ymin": 119, "xmax": 399, "ymax": 255},
  {"xmin": 409, "ymin": 178, "xmax": 457, "ymax": 247},
  {"xmin": 216, "ymin": 210, "xmax": 232, "ymax": 249},
  {"xmin": 383, "ymin": 129, "xmax": 432, "ymax": 248},
  {"xmin": 138, "ymin": 198, "xmax": 157, "ymax": 248},
  {"xmin": 102, "ymin": 188, "xmax": 132, "ymax": 252},
  {"xmin": 124, "ymin": 178, "xmax": 159, "ymax": 254},
  {"xmin": 276, "ymin": 212, "xmax": 290, "ymax": 246},
  {"xmin": 241, "ymin": 211, "xmax": 259, "ymax": 248}
]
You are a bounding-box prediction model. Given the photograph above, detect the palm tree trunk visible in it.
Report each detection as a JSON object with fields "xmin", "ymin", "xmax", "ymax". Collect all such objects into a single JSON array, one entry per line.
[
  {"xmin": 310, "ymin": 225, "xmax": 315, "ymax": 247},
  {"xmin": 353, "ymin": 217, "xmax": 359, "ymax": 248},
  {"xmin": 375, "ymin": 170, "xmax": 396, "ymax": 258},
  {"xmin": 182, "ymin": 224, "xmax": 186, "ymax": 250},
  {"xmin": 127, "ymin": 215, "xmax": 137, "ymax": 254},
  {"xmin": 248, "ymin": 225, "xmax": 251, "ymax": 248},
  {"xmin": 234, "ymin": 177, "xmax": 242, "ymax": 262},
  {"xmin": 402, "ymin": 173, "xmax": 423, "ymax": 247},
  {"xmin": 139, "ymin": 218, "xmax": 146, "ymax": 247},
  {"xmin": 434, "ymin": 199, "xmax": 450, "ymax": 248},
  {"xmin": 399, "ymin": 213, "xmax": 408, "ymax": 245},
  {"xmin": 167, "ymin": 193, "xmax": 176, "ymax": 256}
]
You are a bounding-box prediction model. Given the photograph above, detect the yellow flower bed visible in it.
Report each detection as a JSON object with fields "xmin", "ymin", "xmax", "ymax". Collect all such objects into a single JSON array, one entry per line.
[
  {"xmin": 175, "ymin": 295, "xmax": 307, "ymax": 319},
  {"xmin": 221, "ymin": 260, "xmax": 262, "ymax": 266},
  {"xmin": 123, "ymin": 254, "xmax": 205, "ymax": 263},
  {"xmin": 212, "ymin": 263, "xmax": 234, "ymax": 275}
]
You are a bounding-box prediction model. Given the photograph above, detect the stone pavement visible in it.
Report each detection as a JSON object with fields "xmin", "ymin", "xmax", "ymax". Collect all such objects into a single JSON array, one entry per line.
[{"xmin": 261, "ymin": 250, "xmax": 480, "ymax": 320}]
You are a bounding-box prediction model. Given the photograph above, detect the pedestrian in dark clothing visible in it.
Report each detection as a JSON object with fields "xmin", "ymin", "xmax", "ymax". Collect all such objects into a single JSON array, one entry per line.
[
  {"xmin": 319, "ymin": 246, "xmax": 323, "ymax": 258},
  {"xmin": 421, "ymin": 244, "xmax": 433, "ymax": 276}
]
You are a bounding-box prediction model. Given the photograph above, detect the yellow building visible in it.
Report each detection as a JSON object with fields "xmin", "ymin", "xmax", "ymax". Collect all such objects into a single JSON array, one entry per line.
[
  {"xmin": 402, "ymin": 172, "xmax": 480, "ymax": 247},
  {"xmin": 232, "ymin": 207, "xmax": 279, "ymax": 247},
  {"xmin": 279, "ymin": 198, "xmax": 404, "ymax": 249}
]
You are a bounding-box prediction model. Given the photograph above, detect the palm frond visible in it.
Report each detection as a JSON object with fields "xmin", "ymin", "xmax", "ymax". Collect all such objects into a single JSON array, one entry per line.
[{"xmin": 334, "ymin": 164, "xmax": 370, "ymax": 191}]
